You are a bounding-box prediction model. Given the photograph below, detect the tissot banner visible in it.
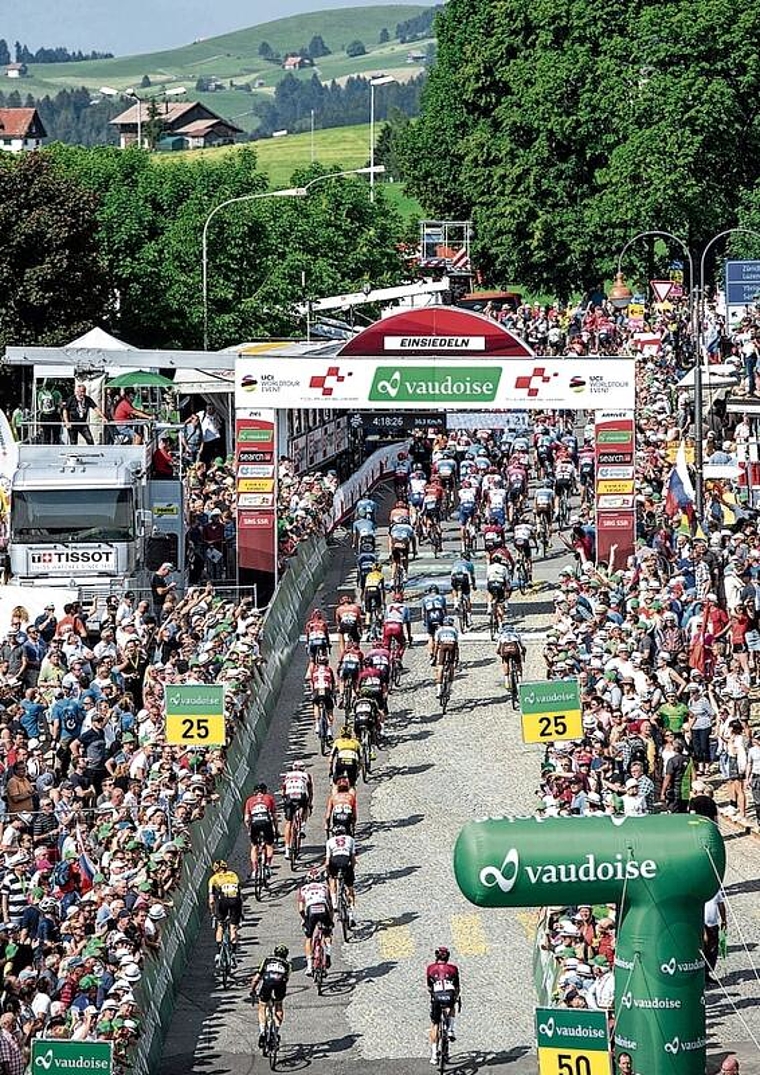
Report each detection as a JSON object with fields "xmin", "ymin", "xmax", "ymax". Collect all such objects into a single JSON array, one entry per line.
[{"xmin": 234, "ymin": 357, "xmax": 636, "ymax": 411}]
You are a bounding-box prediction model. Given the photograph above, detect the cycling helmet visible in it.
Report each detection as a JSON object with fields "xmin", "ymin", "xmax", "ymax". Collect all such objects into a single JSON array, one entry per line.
[
  {"xmin": 491, "ymin": 552, "xmax": 504, "ymax": 564},
  {"xmin": 311, "ymin": 608, "xmax": 323, "ymax": 618},
  {"xmin": 336, "ymin": 774, "xmax": 350, "ymax": 789},
  {"xmin": 392, "ymin": 591, "xmax": 404, "ymax": 601},
  {"xmin": 255, "ymin": 783, "xmax": 267, "ymax": 793},
  {"xmin": 340, "ymin": 724, "xmax": 350, "ymax": 738},
  {"xmin": 331, "ymin": 819, "xmax": 349, "ymax": 835},
  {"xmin": 462, "ymin": 479, "xmax": 471, "ymax": 488},
  {"xmin": 443, "ymin": 616, "xmax": 455, "ymax": 626},
  {"xmin": 339, "ymin": 595, "xmax": 350, "ymax": 604},
  {"xmin": 40, "ymin": 898, "xmax": 58, "ymax": 913},
  {"xmin": 428, "ymin": 585, "xmax": 440, "ymax": 595},
  {"xmin": 317, "ymin": 653, "xmax": 329, "ymax": 665},
  {"xmin": 213, "ymin": 859, "xmax": 228, "ymax": 872},
  {"xmin": 435, "ymin": 946, "xmax": 450, "ymax": 961},
  {"xmin": 398, "ymin": 451, "xmax": 407, "ymax": 461},
  {"xmin": 292, "ymin": 760, "xmax": 306, "ymax": 770},
  {"xmin": 395, "ymin": 500, "xmax": 406, "ymax": 509},
  {"xmin": 274, "ymin": 944, "xmax": 289, "ymax": 959},
  {"xmin": 307, "ymin": 867, "xmax": 321, "ymax": 880},
  {"xmin": 477, "ymin": 447, "xmax": 488, "ymax": 457}
]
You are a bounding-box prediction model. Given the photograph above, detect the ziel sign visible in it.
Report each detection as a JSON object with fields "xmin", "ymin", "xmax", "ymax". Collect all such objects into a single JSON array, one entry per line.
[
  {"xmin": 32, "ymin": 1041, "xmax": 112, "ymax": 1073},
  {"xmin": 454, "ymin": 815, "xmax": 725, "ymax": 1075}
]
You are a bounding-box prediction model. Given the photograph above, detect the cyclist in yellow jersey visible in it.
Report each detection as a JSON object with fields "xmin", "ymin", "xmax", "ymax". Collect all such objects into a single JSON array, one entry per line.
[
  {"xmin": 330, "ymin": 724, "xmax": 361, "ymax": 787},
  {"xmin": 363, "ymin": 563, "xmax": 385, "ymax": 632},
  {"xmin": 208, "ymin": 859, "xmax": 243, "ymax": 960}
]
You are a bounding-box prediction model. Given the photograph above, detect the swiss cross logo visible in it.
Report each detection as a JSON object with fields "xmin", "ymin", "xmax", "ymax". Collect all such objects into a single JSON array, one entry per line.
[
  {"xmin": 309, "ymin": 366, "xmax": 353, "ymax": 397},
  {"xmin": 514, "ymin": 367, "xmax": 559, "ymax": 398}
]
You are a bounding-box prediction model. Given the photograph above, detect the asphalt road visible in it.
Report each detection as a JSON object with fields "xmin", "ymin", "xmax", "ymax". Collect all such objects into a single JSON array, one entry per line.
[{"xmin": 162, "ymin": 487, "xmax": 760, "ymax": 1075}]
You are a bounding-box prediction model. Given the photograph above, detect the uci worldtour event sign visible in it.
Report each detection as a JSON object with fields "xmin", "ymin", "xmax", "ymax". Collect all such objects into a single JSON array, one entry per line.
[
  {"xmin": 454, "ymin": 815, "xmax": 725, "ymax": 1075},
  {"xmin": 235, "ymin": 357, "xmax": 635, "ymax": 412}
]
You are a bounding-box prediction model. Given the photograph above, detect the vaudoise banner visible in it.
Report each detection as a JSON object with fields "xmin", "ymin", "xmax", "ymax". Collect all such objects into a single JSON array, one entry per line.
[{"xmin": 234, "ymin": 357, "xmax": 636, "ymax": 412}]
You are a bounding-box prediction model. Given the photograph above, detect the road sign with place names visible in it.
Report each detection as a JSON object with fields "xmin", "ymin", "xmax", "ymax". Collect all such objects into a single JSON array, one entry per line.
[
  {"xmin": 536, "ymin": 1008, "xmax": 611, "ymax": 1075},
  {"xmin": 725, "ymin": 260, "xmax": 760, "ymax": 307},
  {"xmin": 651, "ymin": 279, "xmax": 675, "ymax": 303},
  {"xmin": 519, "ymin": 680, "xmax": 582, "ymax": 743}
]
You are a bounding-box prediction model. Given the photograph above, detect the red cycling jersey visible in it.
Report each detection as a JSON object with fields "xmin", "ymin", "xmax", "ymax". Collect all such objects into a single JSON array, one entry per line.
[{"xmin": 244, "ymin": 792, "xmax": 277, "ymax": 824}]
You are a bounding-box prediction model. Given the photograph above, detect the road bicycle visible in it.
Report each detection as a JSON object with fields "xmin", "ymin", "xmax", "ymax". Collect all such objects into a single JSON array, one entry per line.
[
  {"xmin": 537, "ymin": 511, "xmax": 551, "ymax": 557},
  {"xmin": 290, "ymin": 803, "xmax": 305, "ymax": 871},
  {"xmin": 312, "ymin": 922, "xmax": 329, "ymax": 995},
  {"xmin": 367, "ymin": 603, "xmax": 384, "ymax": 644},
  {"xmin": 389, "ymin": 637, "xmax": 403, "ymax": 690},
  {"xmin": 514, "ymin": 551, "xmax": 530, "ymax": 593},
  {"xmin": 340, "ymin": 674, "xmax": 355, "ymax": 717},
  {"xmin": 252, "ymin": 831, "xmax": 268, "ymax": 901},
  {"xmin": 354, "ymin": 712, "xmax": 374, "ymax": 782},
  {"xmin": 436, "ymin": 1005, "xmax": 452, "ymax": 1072},
  {"xmin": 462, "ymin": 518, "xmax": 477, "ymax": 558},
  {"xmin": 261, "ymin": 997, "xmax": 279, "ymax": 1069},
  {"xmin": 489, "ymin": 596, "xmax": 505, "ymax": 641},
  {"xmin": 557, "ymin": 486, "xmax": 571, "ymax": 529},
  {"xmin": 504, "ymin": 653, "xmax": 521, "ymax": 710},
  {"xmin": 214, "ymin": 919, "xmax": 235, "ymax": 990},
  {"xmin": 390, "ymin": 548, "xmax": 408, "ymax": 593},
  {"xmin": 454, "ymin": 590, "xmax": 472, "ymax": 633},
  {"xmin": 315, "ymin": 694, "xmax": 331, "ymax": 756},
  {"xmin": 430, "ymin": 519, "xmax": 443, "ymax": 557},
  {"xmin": 439, "ymin": 651, "xmax": 455, "ymax": 714},
  {"xmin": 335, "ymin": 869, "xmax": 352, "ymax": 942}
]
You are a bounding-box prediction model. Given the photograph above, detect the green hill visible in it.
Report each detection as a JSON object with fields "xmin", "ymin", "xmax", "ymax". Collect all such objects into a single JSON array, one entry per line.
[{"xmin": 14, "ymin": 4, "xmax": 433, "ymax": 119}]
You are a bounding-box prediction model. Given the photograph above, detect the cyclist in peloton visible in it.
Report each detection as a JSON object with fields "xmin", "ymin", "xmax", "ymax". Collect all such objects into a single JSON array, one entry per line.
[
  {"xmin": 383, "ymin": 593, "xmax": 409, "ymax": 663},
  {"xmin": 554, "ymin": 454, "xmax": 577, "ymax": 518},
  {"xmin": 325, "ymin": 818, "xmax": 357, "ymax": 926},
  {"xmin": 389, "ymin": 499, "xmax": 411, "ymax": 527},
  {"xmin": 362, "ymin": 562, "xmax": 386, "ymax": 635},
  {"xmin": 450, "ymin": 555, "xmax": 476, "ymax": 620},
  {"xmin": 534, "ymin": 478, "xmax": 556, "ymax": 538},
  {"xmin": 513, "ymin": 520, "xmax": 535, "ymax": 582},
  {"xmin": 298, "ymin": 867, "xmax": 334, "ymax": 977},
  {"xmin": 355, "ymin": 495, "xmax": 378, "ymax": 523},
  {"xmin": 281, "ymin": 760, "xmax": 312, "ymax": 861},
  {"xmin": 244, "ymin": 783, "xmax": 279, "ymax": 879},
  {"xmin": 421, "ymin": 585, "xmax": 447, "ymax": 663},
  {"xmin": 352, "ymin": 512, "xmax": 376, "ymax": 554},
  {"xmin": 250, "ymin": 944, "xmax": 290, "ymax": 1048},
  {"xmin": 408, "ymin": 466, "xmax": 428, "ymax": 526},
  {"xmin": 207, "ymin": 859, "xmax": 243, "ymax": 965},
  {"xmin": 496, "ymin": 623, "xmax": 526, "ymax": 690},
  {"xmin": 457, "ymin": 478, "xmax": 478, "ymax": 550},
  {"xmin": 486, "ymin": 552, "xmax": 510, "ymax": 619},
  {"xmin": 325, "ymin": 772, "xmax": 357, "ymax": 835},
  {"xmin": 388, "ymin": 516, "xmax": 416, "ymax": 572},
  {"xmin": 309, "ymin": 653, "xmax": 336, "ymax": 737},
  {"xmin": 335, "ymin": 594, "xmax": 362, "ymax": 654},
  {"xmin": 433, "ymin": 616, "xmax": 459, "ymax": 698},
  {"xmin": 427, "ymin": 945, "xmax": 461, "ymax": 1064},
  {"xmin": 305, "ymin": 608, "xmax": 330, "ymax": 670},
  {"xmin": 337, "ymin": 638, "xmax": 363, "ymax": 709},
  {"xmin": 330, "ymin": 723, "xmax": 361, "ymax": 787}
]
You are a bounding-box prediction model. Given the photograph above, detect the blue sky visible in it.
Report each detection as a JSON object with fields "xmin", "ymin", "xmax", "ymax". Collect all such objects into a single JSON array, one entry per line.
[{"xmin": 4, "ymin": 0, "xmax": 415, "ymax": 55}]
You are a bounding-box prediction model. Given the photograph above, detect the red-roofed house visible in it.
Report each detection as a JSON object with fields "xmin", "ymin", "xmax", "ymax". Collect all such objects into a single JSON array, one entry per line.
[
  {"xmin": 0, "ymin": 108, "xmax": 46, "ymax": 153},
  {"xmin": 110, "ymin": 99, "xmax": 243, "ymax": 150}
]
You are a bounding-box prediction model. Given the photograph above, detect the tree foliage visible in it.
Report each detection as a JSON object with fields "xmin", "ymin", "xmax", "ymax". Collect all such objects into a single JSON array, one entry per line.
[
  {"xmin": 345, "ymin": 40, "xmax": 366, "ymax": 58},
  {"xmin": 398, "ymin": 0, "xmax": 760, "ymax": 294}
]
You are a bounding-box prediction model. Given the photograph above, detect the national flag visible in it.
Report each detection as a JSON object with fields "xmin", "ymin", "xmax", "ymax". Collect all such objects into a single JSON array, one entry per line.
[{"xmin": 664, "ymin": 441, "xmax": 695, "ymax": 520}]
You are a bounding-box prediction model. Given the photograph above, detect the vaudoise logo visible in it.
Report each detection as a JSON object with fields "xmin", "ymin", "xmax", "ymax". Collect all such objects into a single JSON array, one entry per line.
[{"xmin": 369, "ymin": 365, "xmax": 501, "ymax": 402}]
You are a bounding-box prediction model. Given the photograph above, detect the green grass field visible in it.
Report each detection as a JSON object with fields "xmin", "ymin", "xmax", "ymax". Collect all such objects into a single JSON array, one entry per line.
[
  {"xmin": 157, "ymin": 122, "xmax": 424, "ymax": 218},
  {"xmin": 14, "ymin": 4, "xmax": 431, "ymax": 111}
]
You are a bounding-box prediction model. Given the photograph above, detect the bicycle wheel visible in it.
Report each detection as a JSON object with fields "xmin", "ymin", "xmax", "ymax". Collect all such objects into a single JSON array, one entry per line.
[
  {"xmin": 361, "ymin": 728, "xmax": 371, "ymax": 780},
  {"xmin": 254, "ymin": 849, "xmax": 265, "ymax": 901},
  {"xmin": 343, "ymin": 679, "xmax": 353, "ymax": 716},
  {"xmin": 438, "ymin": 1012, "xmax": 449, "ymax": 1072},
  {"xmin": 338, "ymin": 879, "xmax": 351, "ymax": 942},
  {"xmin": 268, "ymin": 1022, "xmax": 278, "ymax": 1071},
  {"xmin": 392, "ymin": 656, "xmax": 402, "ymax": 689},
  {"xmin": 457, "ymin": 599, "xmax": 467, "ymax": 634},
  {"xmin": 313, "ymin": 931, "xmax": 325, "ymax": 995},
  {"xmin": 319, "ymin": 704, "xmax": 329, "ymax": 756},
  {"xmin": 291, "ymin": 811, "xmax": 302, "ymax": 871},
  {"xmin": 489, "ymin": 607, "xmax": 497, "ymax": 642},
  {"xmin": 440, "ymin": 669, "xmax": 451, "ymax": 715},
  {"xmin": 510, "ymin": 664, "xmax": 519, "ymax": 710}
]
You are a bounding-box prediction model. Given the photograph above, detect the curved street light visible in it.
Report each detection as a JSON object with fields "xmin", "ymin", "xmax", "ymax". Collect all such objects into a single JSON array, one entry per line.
[{"xmin": 201, "ymin": 167, "xmax": 386, "ymax": 349}]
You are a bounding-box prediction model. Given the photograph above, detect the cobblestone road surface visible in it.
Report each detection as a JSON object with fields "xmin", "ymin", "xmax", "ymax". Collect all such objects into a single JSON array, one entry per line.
[{"xmin": 162, "ymin": 488, "xmax": 760, "ymax": 1075}]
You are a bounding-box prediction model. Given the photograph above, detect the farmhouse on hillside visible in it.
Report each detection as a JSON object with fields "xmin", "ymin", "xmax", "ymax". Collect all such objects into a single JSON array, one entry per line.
[
  {"xmin": 0, "ymin": 107, "xmax": 46, "ymax": 152},
  {"xmin": 110, "ymin": 100, "xmax": 243, "ymax": 150},
  {"xmin": 5, "ymin": 62, "xmax": 27, "ymax": 78},
  {"xmin": 282, "ymin": 54, "xmax": 312, "ymax": 70}
]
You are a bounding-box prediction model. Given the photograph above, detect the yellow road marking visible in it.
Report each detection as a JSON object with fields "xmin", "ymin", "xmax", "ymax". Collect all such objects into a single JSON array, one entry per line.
[
  {"xmin": 379, "ymin": 924, "xmax": 415, "ymax": 960},
  {"xmin": 451, "ymin": 913, "xmax": 488, "ymax": 956},
  {"xmin": 516, "ymin": 910, "xmax": 538, "ymax": 941}
]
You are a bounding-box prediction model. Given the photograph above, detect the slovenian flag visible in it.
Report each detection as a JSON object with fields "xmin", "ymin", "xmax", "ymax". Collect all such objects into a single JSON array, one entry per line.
[{"xmin": 665, "ymin": 441, "xmax": 696, "ymax": 521}]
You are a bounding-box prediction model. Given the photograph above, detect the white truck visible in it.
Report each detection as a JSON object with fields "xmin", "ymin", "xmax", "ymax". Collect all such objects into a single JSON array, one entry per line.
[{"xmin": 8, "ymin": 444, "xmax": 183, "ymax": 604}]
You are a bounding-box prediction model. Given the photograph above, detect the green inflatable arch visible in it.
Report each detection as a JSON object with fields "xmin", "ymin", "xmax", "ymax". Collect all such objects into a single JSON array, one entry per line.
[{"xmin": 453, "ymin": 815, "xmax": 725, "ymax": 1074}]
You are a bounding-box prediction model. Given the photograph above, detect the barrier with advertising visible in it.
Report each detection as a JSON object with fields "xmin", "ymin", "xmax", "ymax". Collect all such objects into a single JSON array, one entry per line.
[
  {"xmin": 235, "ymin": 357, "xmax": 636, "ymax": 412},
  {"xmin": 236, "ymin": 411, "xmax": 276, "ymax": 574},
  {"xmin": 131, "ymin": 534, "xmax": 329, "ymax": 1075},
  {"xmin": 595, "ymin": 411, "xmax": 636, "ymax": 565},
  {"xmin": 454, "ymin": 815, "xmax": 725, "ymax": 1075}
]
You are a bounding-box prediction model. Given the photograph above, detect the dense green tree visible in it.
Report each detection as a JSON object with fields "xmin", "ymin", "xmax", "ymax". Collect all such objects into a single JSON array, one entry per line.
[
  {"xmin": 345, "ymin": 40, "xmax": 366, "ymax": 58},
  {"xmin": 399, "ymin": 0, "xmax": 760, "ymax": 294},
  {"xmin": 306, "ymin": 35, "xmax": 331, "ymax": 59},
  {"xmin": 379, "ymin": 27, "xmax": 390, "ymax": 44},
  {"xmin": 0, "ymin": 153, "xmax": 109, "ymax": 356},
  {"xmin": 0, "ymin": 40, "xmax": 10, "ymax": 66}
]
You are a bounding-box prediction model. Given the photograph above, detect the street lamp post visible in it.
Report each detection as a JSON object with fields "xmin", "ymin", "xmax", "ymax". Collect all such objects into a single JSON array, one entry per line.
[
  {"xmin": 202, "ymin": 167, "xmax": 386, "ymax": 350},
  {"xmin": 369, "ymin": 75, "xmax": 395, "ymax": 203},
  {"xmin": 696, "ymin": 227, "xmax": 760, "ymax": 515},
  {"xmin": 101, "ymin": 84, "xmax": 186, "ymax": 149}
]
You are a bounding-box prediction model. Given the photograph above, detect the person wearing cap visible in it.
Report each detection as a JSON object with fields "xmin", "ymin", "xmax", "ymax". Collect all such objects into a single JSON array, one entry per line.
[{"xmin": 622, "ymin": 777, "xmax": 647, "ymax": 816}]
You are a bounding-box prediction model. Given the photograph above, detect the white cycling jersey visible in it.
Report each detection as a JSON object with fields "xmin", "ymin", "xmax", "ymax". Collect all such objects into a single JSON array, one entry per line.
[
  {"xmin": 514, "ymin": 523, "xmax": 533, "ymax": 544},
  {"xmin": 283, "ymin": 771, "xmax": 310, "ymax": 798},
  {"xmin": 487, "ymin": 562, "xmax": 509, "ymax": 584},
  {"xmin": 326, "ymin": 834, "xmax": 356, "ymax": 860},
  {"xmin": 300, "ymin": 881, "xmax": 331, "ymax": 910}
]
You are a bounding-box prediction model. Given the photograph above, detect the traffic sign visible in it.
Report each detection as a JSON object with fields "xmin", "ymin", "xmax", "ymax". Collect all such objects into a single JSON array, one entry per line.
[
  {"xmin": 166, "ymin": 685, "xmax": 226, "ymax": 747},
  {"xmin": 519, "ymin": 679, "xmax": 582, "ymax": 743},
  {"xmin": 31, "ymin": 1041, "xmax": 113, "ymax": 1074},
  {"xmin": 725, "ymin": 260, "xmax": 760, "ymax": 306},
  {"xmin": 651, "ymin": 279, "xmax": 675, "ymax": 302},
  {"xmin": 536, "ymin": 1008, "xmax": 610, "ymax": 1075}
]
